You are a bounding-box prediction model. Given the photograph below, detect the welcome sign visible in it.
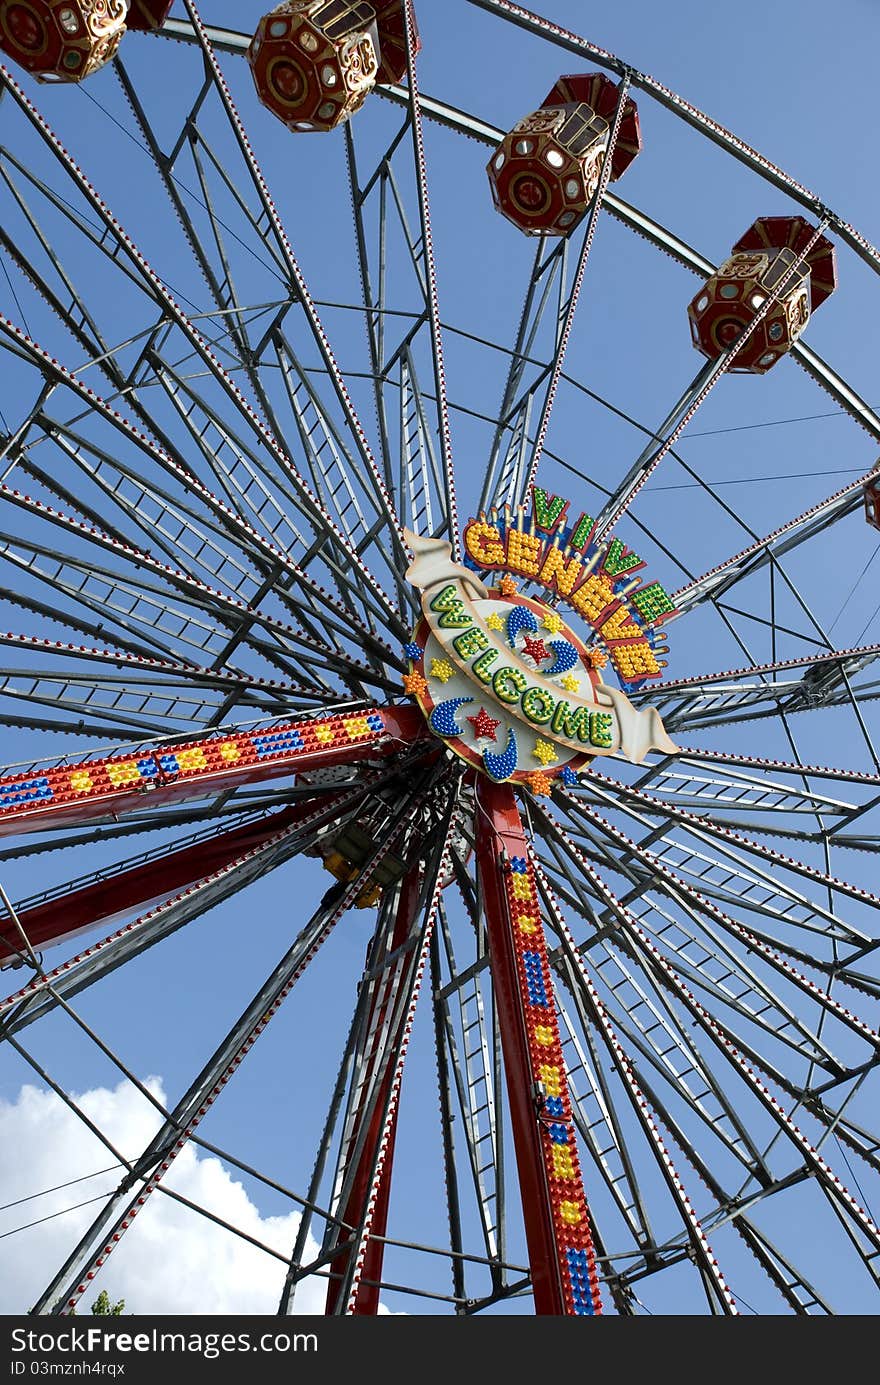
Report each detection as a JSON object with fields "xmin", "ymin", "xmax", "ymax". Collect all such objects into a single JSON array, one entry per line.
[
  {"xmin": 462, "ymin": 488, "xmax": 675, "ymax": 688},
  {"xmin": 402, "ymin": 528, "xmax": 677, "ymax": 789}
]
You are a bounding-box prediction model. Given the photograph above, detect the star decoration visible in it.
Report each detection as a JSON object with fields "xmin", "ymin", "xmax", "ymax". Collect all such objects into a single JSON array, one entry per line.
[
  {"xmin": 430, "ymin": 657, "xmax": 455, "ymax": 683},
  {"xmin": 403, "ymin": 641, "xmax": 422, "ymax": 661},
  {"xmin": 521, "ymin": 633, "xmax": 551, "ymax": 666},
  {"xmin": 541, "ymin": 611, "xmax": 564, "ymax": 634},
  {"xmin": 467, "ymin": 706, "xmax": 501, "ymax": 741},
  {"xmin": 402, "ymin": 671, "xmax": 428, "ymax": 696},
  {"xmin": 561, "ymin": 766, "xmax": 581, "ymax": 788},
  {"xmin": 486, "ymin": 611, "xmax": 505, "ymax": 631},
  {"xmin": 532, "ymin": 738, "xmax": 556, "ymax": 766},
  {"xmin": 528, "ymin": 771, "xmax": 553, "ymax": 797},
  {"xmin": 499, "ymin": 574, "xmax": 518, "ymax": 597},
  {"xmin": 585, "ymin": 646, "xmax": 608, "ymax": 671},
  {"xmin": 560, "ymin": 672, "xmax": 580, "ymax": 693}
]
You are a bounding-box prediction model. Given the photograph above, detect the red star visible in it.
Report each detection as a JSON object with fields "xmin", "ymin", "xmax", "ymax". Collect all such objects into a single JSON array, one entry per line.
[
  {"xmin": 521, "ymin": 633, "xmax": 551, "ymax": 666},
  {"xmin": 467, "ymin": 707, "xmax": 501, "ymax": 741}
]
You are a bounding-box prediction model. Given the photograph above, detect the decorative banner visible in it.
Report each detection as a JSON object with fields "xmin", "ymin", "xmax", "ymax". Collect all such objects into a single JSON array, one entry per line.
[
  {"xmin": 462, "ymin": 487, "xmax": 677, "ymax": 689},
  {"xmin": 403, "ymin": 531, "xmax": 677, "ymax": 788}
]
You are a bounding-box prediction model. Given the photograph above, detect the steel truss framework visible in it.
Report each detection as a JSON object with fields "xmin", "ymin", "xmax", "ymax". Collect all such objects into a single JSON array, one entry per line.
[{"xmin": 0, "ymin": 0, "xmax": 878, "ymax": 1317}]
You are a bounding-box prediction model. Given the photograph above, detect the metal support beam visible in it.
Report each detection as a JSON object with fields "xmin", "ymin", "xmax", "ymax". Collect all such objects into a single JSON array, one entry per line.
[{"xmin": 474, "ymin": 778, "xmax": 601, "ymax": 1315}]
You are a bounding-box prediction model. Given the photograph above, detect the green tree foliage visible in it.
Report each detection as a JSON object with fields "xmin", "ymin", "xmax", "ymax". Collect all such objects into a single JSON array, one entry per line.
[{"xmin": 89, "ymin": 1290, "xmax": 126, "ymax": 1316}]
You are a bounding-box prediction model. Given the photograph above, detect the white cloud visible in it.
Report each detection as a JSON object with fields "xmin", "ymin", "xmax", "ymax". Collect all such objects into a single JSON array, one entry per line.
[{"xmin": 0, "ymin": 1079, "xmax": 329, "ymax": 1316}]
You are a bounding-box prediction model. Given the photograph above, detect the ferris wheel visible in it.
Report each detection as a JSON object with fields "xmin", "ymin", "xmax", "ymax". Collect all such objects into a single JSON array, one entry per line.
[{"xmin": 0, "ymin": 0, "xmax": 879, "ymax": 1317}]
